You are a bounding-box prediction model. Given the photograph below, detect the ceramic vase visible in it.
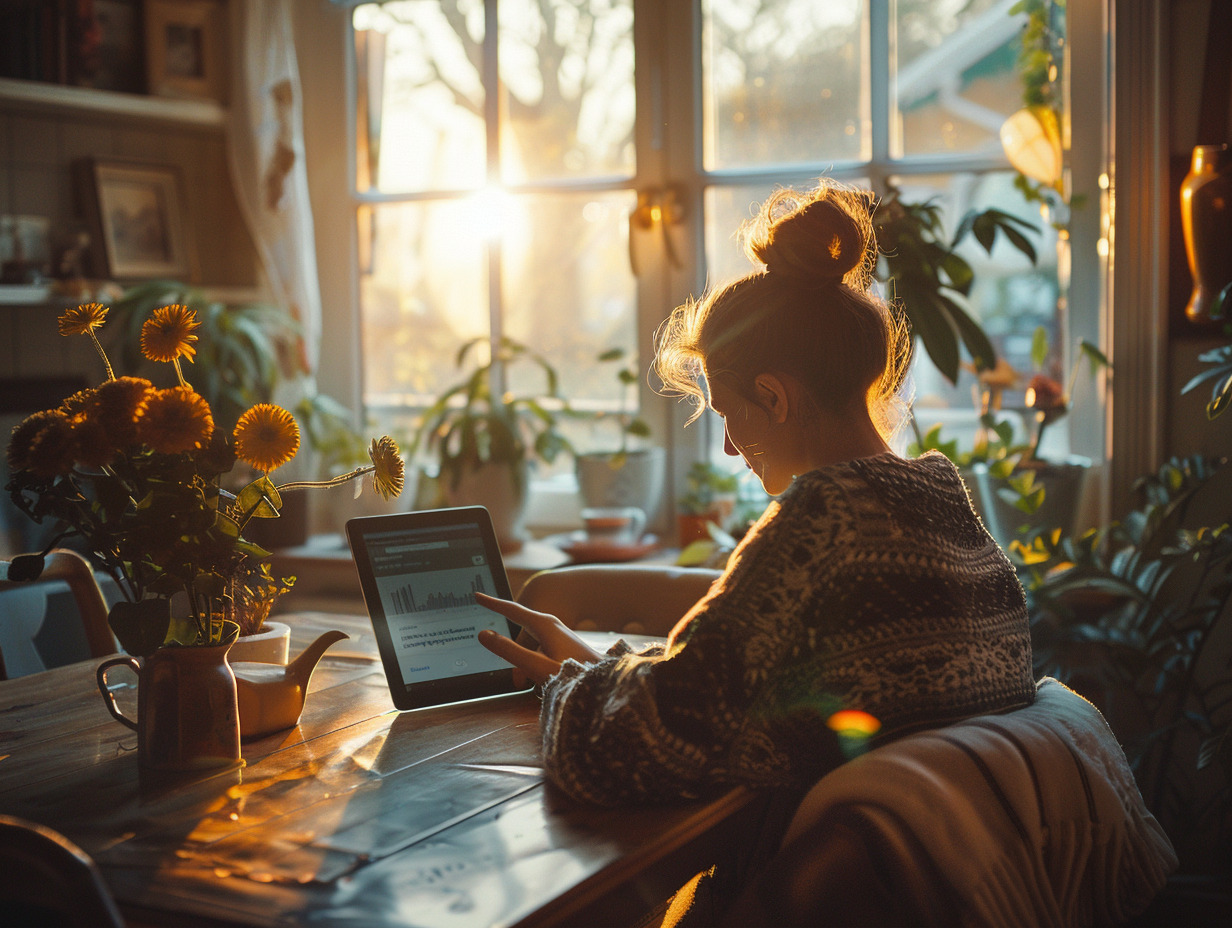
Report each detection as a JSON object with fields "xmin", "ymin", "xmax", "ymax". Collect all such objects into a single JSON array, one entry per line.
[
  {"xmin": 1180, "ymin": 143, "xmax": 1232, "ymax": 325},
  {"xmin": 575, "ymin": 447, "xmax": 666, "ymax": 522},
  {"xmin": 440, "ymin": 459, "xmax": 529, "ymax": 552},
  {"xmin": 97, "ymin": 641, "xmax": 241, "ymax": 772}
]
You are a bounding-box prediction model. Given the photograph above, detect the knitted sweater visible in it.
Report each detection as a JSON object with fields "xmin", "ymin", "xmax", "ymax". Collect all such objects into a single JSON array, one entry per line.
[{"xmin": 540, "ymin": 451, "xmax": 1035, "ymax": 806}]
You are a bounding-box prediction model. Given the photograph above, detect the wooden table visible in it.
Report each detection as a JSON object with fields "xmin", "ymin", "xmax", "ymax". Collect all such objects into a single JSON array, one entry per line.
[{"xmin": 0, "ymin": 612, "xmax": 763, "ymax": 927}]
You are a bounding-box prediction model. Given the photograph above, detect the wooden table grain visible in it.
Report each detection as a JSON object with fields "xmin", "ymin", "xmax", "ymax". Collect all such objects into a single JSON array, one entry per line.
[{"xmin": 0, "ymin": 612, "xmax": 762, "ymax": 928}]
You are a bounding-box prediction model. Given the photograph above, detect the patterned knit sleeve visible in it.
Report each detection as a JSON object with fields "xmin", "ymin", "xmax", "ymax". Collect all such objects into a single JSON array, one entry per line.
[{"xmin": 538, "ymin": 491, "xmax": 849, "ymax": 805}]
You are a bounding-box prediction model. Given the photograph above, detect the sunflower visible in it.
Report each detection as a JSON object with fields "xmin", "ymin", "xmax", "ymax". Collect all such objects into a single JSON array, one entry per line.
[
  {"xmin": 25, "ymin": 412, "xmax": 77, "ymax": 479},
  {"xmin": 233, "ymin": 404, "xmax": 300, "ymax": 473},
  {"xmin": 136, "ymin": 386, "xmax": 214, "ymax": 454},
  {"xmin": 7, "ymin": 409, "xmax": 66, "ymax": 474},
  {"xmin": 141, "ymin": 304, "xmax": 200, "ymax": 363},
  {"xmin": 58, "ymin": 302, "xmax": 108, "ymax": 336},
  {"xmin": 368, "ymin": 436, "xmax": 405, "ymax": 500},
  {"xmin": 91, "ymin": 376, "xmax": 154, "ymax": 449}
]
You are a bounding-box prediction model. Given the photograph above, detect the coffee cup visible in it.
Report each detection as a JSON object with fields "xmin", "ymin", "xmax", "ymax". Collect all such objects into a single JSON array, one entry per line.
[{"xmin": 581, "ymin": 506, "xmax": 646, "ymax": 545}]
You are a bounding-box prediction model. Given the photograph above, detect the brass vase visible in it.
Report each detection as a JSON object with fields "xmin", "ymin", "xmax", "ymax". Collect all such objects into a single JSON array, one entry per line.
[
  {"xmin": 97, "ymin": 640, "xmax": 241, "ymax": 772},
  {"xmin": 1180, "ymin": 144, "xmax": 1232, "ymax": 325}
]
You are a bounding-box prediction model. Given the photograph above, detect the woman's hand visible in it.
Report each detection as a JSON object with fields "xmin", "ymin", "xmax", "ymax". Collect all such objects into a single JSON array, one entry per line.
[{"xmin": 475, "ymin": 592, "xmax": 605, "ymax": 686}]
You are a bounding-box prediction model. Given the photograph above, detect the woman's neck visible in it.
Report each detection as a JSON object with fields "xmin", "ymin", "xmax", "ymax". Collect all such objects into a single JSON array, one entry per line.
[{"xmin": 800, "ymin": 408, "xmax": 892, "ymax": 472}]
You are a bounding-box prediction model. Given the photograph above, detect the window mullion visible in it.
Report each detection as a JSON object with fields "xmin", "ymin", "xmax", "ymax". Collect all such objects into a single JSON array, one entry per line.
[
  {"xmin": 485, "ymin": 0, "xmax": 504, "ymax": 388},
  {"xmin": 869, "ymin": 0, "xmax": 892, "ymax": 185}
]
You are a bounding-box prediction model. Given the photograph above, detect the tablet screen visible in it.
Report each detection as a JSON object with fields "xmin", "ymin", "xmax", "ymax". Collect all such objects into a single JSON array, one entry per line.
[{"xmin": 346, "ymin": 507, "xmax": 528, "ymax": 709}]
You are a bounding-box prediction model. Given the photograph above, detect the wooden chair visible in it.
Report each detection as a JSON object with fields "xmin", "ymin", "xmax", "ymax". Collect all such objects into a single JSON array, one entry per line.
[
  {"xmin": 0, "ymin": 815, "xmax": 125, "ymax": 927},
  {"xmin": 515, "ymin": 566, "xmax": 1179, "ymax": 927},
  {"xmin": 0, "ymin": 548, "xmax": 115, "ymax": 680},
  {"xmin": 721, "ymin": 678, "xmax": 1179, "ymax": 927},
  {"xmin": 516, "ymin": 563, "xmax": 722, "ymax": 637}
]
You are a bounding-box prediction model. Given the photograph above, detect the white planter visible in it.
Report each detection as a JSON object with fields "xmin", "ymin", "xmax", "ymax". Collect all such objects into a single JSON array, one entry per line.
[
  {"xmin": 966, "ymin": 456, "xmax": 1091, "ymax": 550},
  {"xmin": 441, "ymin": 460, "xmax": 529, "ymax": 552},
  {"xmin": 229, "ymin": 620, "xmax": 291, "ymax": 665},
  {"xmin": 575, "ymin": 447, "xmax": 666, "ymax": 522}
]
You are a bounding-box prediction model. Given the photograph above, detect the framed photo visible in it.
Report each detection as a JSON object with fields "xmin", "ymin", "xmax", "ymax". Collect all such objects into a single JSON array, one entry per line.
[
  {"xmin": 76, "ymin": 160, "xmax": 195, "ymax": 281},
  {"xmin": 144, "ymin": 0, "xmax": 226, "ymax": 103},
  {"xmin": 67, "ymin": 0, "xmax": 145, "ymax": 93}
]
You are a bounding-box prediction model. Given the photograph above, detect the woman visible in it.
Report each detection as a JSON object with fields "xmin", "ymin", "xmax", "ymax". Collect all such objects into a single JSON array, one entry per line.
[{"xmin": 478, "ymin": 179, "xmax": 1035, "ymax": 806}]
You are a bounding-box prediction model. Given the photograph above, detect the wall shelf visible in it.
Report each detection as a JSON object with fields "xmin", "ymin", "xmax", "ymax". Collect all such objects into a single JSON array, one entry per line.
[
  {"xmin": 0, "ymin": 77, "xmax": 225, "ymax": 127},
  {"xmin": 0, "ymin": 284, "xmax": 52, "ymax": 306}
]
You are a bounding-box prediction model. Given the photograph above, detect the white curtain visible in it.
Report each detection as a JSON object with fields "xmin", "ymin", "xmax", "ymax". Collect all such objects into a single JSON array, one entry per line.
[{"xmin": 225, "ymin": 0, "xmax": 322, "ymax": 376}]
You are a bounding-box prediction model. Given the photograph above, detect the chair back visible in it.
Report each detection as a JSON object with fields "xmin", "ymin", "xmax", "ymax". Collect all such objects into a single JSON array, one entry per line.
[
  {"xmin": 0, "ymin": 549, "xmax": 116, "ymax": 679},
  {"xmin": 0, "ymin": 814, "xmax": 125, "ymax": 927},
  {"xmin": 726, "ymin": 678, "xmax": 1178, "ymax": 927}
]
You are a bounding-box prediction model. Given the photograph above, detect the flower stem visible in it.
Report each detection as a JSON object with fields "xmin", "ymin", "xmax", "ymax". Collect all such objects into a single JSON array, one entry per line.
[
  {"xmin": 172, "ymin": 357, "xmax": 188, "ymax": 388},
  {"xmin": 89, "ymin": 331, "xmax": 116, "ymax": 380},
  {"xmin": 276, "ymin": 465, "xmax": 374, "ymax": 494}
]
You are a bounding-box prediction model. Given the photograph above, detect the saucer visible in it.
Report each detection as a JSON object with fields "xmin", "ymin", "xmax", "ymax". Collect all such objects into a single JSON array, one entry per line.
[{"xmin": 550, "ymin": 532, "xmax": 660, "ymax": 564}]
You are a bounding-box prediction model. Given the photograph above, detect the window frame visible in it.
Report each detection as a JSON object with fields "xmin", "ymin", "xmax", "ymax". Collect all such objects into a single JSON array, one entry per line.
[{"xmin": 339, "ymin": 0, "xmax": 1111, "ymax": 525}]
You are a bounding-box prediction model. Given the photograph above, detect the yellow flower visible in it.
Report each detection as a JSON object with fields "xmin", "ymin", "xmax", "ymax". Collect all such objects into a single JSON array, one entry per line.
[
  {"xmin": 25, "ymin": 412, "xmax": 77, "ymax": 479},
  {"xmin": 136, "ymin": 386, "xmax": 214, "ymax": 454},
  {"xmin": 60, "ymin": 388, "xmax": 96, "ymax": 419},
  {"xmin": 368, "ymin": 436, "xmax": 405, "ymax": 500},
  {"xmin": 58, "ymin": 302, "xmax": 108, "ymax": 336},
  {"xmin": 233, "ymin": 404, "xmax": 300, "ymax": 473},
  {"xmin": 141, "ymin": 304, "xmax": 200, "ymax": 363},
  {"xmin": 7, "ymin": 409, "xmax": 66, "ymax": 474},
  {"xmin": 71, "ymin": 412, "xmax": 115, "ymax": 468},
  {"xmin": 92, "ymin": 376, "xmax": 154, "ymax": 449}
]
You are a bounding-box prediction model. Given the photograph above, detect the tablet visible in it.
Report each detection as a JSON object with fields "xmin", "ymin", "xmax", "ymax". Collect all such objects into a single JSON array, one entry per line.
[{"xmin": 345, "ymin": 506, "xmax": 531, "ymax": 710}]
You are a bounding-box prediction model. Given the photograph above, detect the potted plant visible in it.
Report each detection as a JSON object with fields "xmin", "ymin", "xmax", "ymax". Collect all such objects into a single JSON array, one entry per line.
[
  {"xmin": 872, "ymin": 185, "xmax": 1040, "ymax": 386},
  {"xmin": 105, "ymin": 280, "xmax": 367, "ymax": 547},
  {"xmin": 676, "ymin": 461, "xmax": 740, "ymax": 547},
  {"xmin": 412, "ymin": 335, "xmax": 571, "ymax": 551},
  {"xmin": 914, "ymin": 329, "xmax": 1111, "ymax": 549},
  {"xmin": 5, "ymin": 302, "xmax": 405, "ymax": 769},
  {"xmin": 573, "ymin": 347, "xmax": 666, "ymax": 522},
  {"xmin": 1022, "ymin": 455, "xmax": 1232, "ymax": 883}
]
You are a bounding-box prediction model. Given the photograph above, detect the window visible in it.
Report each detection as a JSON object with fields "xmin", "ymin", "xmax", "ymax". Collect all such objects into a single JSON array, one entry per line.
[{"xmin": 349, "ymin": 0, "xmax": 1073, "ymax": 506}]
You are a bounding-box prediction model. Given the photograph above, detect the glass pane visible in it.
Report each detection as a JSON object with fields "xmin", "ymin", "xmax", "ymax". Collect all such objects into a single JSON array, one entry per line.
[
  {"xmin": 890, "ymin": 172, "xmax": 1059, "ymax": 448},
  {"xmin": 702, "ymin": 0, "xmax": 866, "ymax": 170},
  {"xmin": 893, "ymin": 0, "xmax": 1025, "ymax": 158},
  {"xmin": 498, "ymin": 0, "xmax": 636, "ymax": 183},
  {"xmin": 353, "ymin": 1, "xmax": 486, "ymax": 194},
  {"xmin": 503, "ymin": 190, "xmax": 639, "ymax": 453},
  {"xmin": 359, "ymin": 200, "xmax": 489, "ymax": 412}
]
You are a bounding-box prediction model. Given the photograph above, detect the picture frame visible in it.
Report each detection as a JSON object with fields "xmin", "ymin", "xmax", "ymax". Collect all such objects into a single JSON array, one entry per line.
[
  {"xmin": 75, "ymin": 160, "xmax": 195, "ymax": 281},
  {"xmin": 143, "ymin": 0, "xmax": 226, "ymax": 103}
]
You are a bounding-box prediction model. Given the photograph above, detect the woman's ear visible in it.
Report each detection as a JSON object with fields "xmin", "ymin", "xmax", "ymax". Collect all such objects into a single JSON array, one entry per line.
[{"xmin": 753, "ymin": 373, "xmax": 792, "ymax": 424}]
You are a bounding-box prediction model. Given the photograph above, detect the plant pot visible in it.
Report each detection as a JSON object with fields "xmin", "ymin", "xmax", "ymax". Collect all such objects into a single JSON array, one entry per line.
[
  {"xmin": 678, "ymin": 511, "xmax": 722, "ymax": 547},
  {"xmin": 966, "ymin": 456, "xmax": 1091, "ymax": 550},
  {"xmin": 575, "ymin": 447, "xmax": 665, "ymax": 521},
  {"xmin": 441, "ymin": 459, "xmax": 529, "ymax": 552},
  {"xmin": 96, "ymin": 641, "xmax": 241, "ymax": 772},
  {"xmin": 229, "ymin": 620, "xmax": 291, "ymax": 665}
]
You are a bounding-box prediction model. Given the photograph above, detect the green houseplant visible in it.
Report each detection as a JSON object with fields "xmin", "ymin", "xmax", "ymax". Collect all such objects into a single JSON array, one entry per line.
[
  {"xmin": 872, "ymin": 185, "xmax": 1039, "ymax": 386},
  {"xmin": 573, "ymin": 347, "xmax": 665, "ymax": 520},
  {"xmin": 412, "ymin": 335, "xmax": 571, "ymax": 550},
  {"xmin": 1023, "ymin": 455, "xmax": 1232, "ymax": 878}
]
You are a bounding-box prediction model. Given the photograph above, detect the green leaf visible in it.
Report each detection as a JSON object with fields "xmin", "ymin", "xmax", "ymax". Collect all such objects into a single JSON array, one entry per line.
[
  {"xmin": 108, "ymin": 598, "xmax": 172, "ymax": 657},
  {"xmin": 904, "ymin": 291, "xmax": 961, "ymax": 384},
  {"xmin": 943, "ymin": 295, "xmax": 997, "ymax": 372},
  {"xmin": 598, "ymin": 347, "xmax": 625, "ymax": 362},
  {"xmin": 1208, "ymin": 373, "xmax": 1232, "ymax": 419},
  {"xmin": 1031, "ymin": 326, "xmax": 1049, "ymax": 370},
  {"xmin": 1079, "ymin": 339, "xmax": 1111, "ymax": 374}
]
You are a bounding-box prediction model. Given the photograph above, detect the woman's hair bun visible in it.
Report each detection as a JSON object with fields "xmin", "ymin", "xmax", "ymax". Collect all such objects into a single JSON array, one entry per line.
[{"xmin": 743, "ymin": 182, "xmax": 874, "ymax": 286}]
